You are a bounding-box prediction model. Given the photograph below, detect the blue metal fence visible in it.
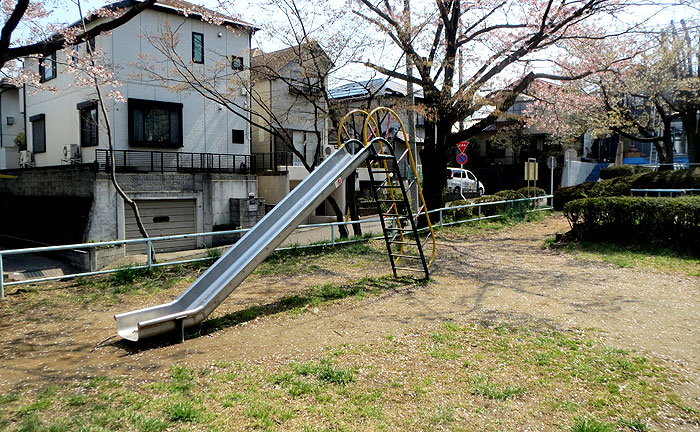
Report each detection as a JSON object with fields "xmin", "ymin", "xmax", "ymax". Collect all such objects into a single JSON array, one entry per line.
[{"xmin": 0, "ymin": 195, "xmax": 553, "ymax": 297}]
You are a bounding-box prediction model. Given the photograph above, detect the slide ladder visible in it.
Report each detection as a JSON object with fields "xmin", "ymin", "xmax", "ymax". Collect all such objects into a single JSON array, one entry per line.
[{"xmin": 367, "ymin": 144, "xmax": 429, "ymax": 277}]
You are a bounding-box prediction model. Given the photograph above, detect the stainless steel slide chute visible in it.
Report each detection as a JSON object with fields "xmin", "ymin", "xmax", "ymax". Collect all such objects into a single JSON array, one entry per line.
[{"xmin": 114, "ymin": 140, "xmax": 373, "ymax": 341}]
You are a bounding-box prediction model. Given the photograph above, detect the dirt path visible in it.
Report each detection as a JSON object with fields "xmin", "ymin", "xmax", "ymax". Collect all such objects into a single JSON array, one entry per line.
[{"xmin": 1, "ymin": 215, "xmax": 698, "ymax": 411}]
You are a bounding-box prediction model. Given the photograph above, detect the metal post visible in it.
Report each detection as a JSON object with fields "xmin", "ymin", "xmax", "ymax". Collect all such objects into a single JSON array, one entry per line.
[
  {"xmin": 147, "ymin": 240, "xmax": 152, "ymax": 268},
  {"xmin": 478, "ymin": 205, "xmax": 481, "ymax": 220},
  {"xmin": 330, "ymin": 225, "xmax": 335, "ymax": 246},
  {"xmin": 0, "ymin": 254, "xmax": 4, "ymax": 299},
  {"xmin": 439, "ymin": 209, "xmax": 443, "ymax": 226},
  {"xmin": 550, "ymin": 162, "xmax": 554, "ymax": 208}
]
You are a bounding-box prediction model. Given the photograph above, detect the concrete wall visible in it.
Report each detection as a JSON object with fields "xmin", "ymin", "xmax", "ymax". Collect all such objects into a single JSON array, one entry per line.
[
  {"xmin": 561, "ymin": 160, "xmax": 604, "ymax": 187},
  {"xmin": 257, "ymin": 172, "xmax": 289, "ymax": 205},
  {"xmin": 85, "ymin": 172, "xmax": 257, "ymax": 245},
  {"xmin": 24, "ymin": 8, "xmax": 253, "ymax": 167}
]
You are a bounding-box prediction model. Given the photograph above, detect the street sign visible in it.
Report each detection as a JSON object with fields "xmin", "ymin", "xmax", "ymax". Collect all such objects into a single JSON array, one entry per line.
[
  {"xmin": 547, "ymin": 156, "xmax": 557, "ymax": 169},
  {"xmin": 457, "ymin": 141, "xmax": 469, "ymax": 153},
  {"xmin": 456, "ymin": 153, "xmax": 468, "ymax": 165},
  {"xmin": 525, "ymin": 161, "xmax": 538, "ymax": 181}
]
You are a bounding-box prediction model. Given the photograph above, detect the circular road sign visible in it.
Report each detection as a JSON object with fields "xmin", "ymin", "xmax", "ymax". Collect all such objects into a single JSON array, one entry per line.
[
  {"xmin": 456, "ymin": 153, "xmax": 468, "ymax": 165},
  {"xmin": 546, "ymin": 156, "xmax": 557, "ymax": 169}
]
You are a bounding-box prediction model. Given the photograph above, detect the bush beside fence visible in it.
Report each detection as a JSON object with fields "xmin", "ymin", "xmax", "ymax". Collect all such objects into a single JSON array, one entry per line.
[{"xmin": 563, "ymin": 196, "xmax": 700, "ymax": 251}]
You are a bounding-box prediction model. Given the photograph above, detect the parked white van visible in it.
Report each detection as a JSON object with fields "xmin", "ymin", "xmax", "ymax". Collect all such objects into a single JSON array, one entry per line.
[{"xmin": 446, "ymin": 168, "xmax": 485, "ymax": 196}]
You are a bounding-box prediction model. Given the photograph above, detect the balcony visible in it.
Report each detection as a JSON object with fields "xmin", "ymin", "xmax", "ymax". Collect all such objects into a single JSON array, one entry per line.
[{"xmin": 95, "ymin": 149, "xmax": 289, "ymax": 175}]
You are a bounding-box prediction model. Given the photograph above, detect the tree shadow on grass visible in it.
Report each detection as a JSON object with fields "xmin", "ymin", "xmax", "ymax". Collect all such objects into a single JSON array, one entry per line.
[{"xmin": 112, "ymin": 275, "xmax": 426, "ymax": 354}]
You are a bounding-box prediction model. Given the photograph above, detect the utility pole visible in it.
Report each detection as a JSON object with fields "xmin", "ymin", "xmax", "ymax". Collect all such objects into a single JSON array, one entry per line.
[{"xmin": 404, "ymin": 0, "xmax": 419, "ymax": 212}]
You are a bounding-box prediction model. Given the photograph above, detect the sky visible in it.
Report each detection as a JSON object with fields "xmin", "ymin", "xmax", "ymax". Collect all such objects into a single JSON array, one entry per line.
[{"xmin": 44, "ymin": 0, "xmax": 699, "ymax": 87}]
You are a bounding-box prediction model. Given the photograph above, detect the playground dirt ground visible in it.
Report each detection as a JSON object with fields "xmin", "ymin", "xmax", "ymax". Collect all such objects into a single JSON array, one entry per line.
[{"xmin": 1, "ymin": 214, "xmax": 699, "ymax": 426}]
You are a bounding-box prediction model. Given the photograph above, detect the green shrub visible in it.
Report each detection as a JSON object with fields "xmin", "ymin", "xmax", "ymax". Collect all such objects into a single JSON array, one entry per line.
[
  {"xmin": 474, "ymin": 192, "xmax": 528, "ymax": 219},
  {"xmin": 632, "ymin": 167, "xmax": 700, "ymax": 189},
  {"xmin": 448, "ymin": 199, "xmax": 474, "ymax": 221},
  {"xmin": 563, "ymin": 196, "xmax": 700, "ymax": 251},
  {"xmin": 554, "ymin": 176, "xmax": 641, "ymax": 211},
  {"xmin": 600, "ymin": 165, "xmax": 652, "ymax": 179},
  {"xmin": 516, "ymin": 186, "xmax": 546, "ymax": 197},
  {"xmin": 494, "ymin": 190, "xmax": 526, "ymax": 200}
]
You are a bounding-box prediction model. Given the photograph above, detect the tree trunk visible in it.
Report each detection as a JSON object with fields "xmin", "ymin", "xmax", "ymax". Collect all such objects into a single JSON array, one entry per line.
[
  {"xmin": 326, "ymin": 196, "xmax": 349, "ymax": 238},
  {"xmin": 656, "ymin": 119, "xmax": 675, "ymax": 171},
  {"xmin": 419, "ymin": 121, "xmax": 449, "ymax": 212},
  {"xmin": 680, "ymin": 110, "xmax": 699, "ymax": 165},
  {"xmin": 345, "ymin": 170, "xmax": 362, "ymax": 236}
]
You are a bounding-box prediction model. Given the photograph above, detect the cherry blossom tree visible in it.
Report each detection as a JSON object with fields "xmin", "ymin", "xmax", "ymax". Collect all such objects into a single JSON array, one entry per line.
[
  {"xmin": 527, "ymin": 22, "xmax": 700, "ymax": 167},
  {"xmin": 353, "ymin": 0, "xmax": 666, "ymax": 209}
]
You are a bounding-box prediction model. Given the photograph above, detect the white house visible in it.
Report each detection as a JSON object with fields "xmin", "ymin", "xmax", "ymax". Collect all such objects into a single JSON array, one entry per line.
[
  {"xmin": 0, "ymin": 0, "xmax": 271, "ymax": 261},
  {"xmin": 250, "ymin": 43, "xmax": 342, "ymax": 222}
]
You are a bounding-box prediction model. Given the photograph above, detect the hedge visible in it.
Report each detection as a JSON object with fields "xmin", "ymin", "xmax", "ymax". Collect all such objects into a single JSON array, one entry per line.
[
  {"xmin": 563, "ymin": 196, "xmax": 700, "ymax": 251},
  {"xmin": 448, "ymin": 199, "xmax": 474, "ymax": 221},
  {"xmin": 516, "ymin": 186, "xmax": 546, "ymax": 197},
  {"xmin": 632, "ymin": 167, "xmax": 700, "ymax": 189},
  {"xmin": 474, "ymin": 190, "xmax": 529, "ymax": 217},
  {"xmin": 554, "ymin": 167, "xmax": 700, "ymax": 211},
  {"xmin": 599, "ymin": 165, "xmax": 653, "ymax": 179},
  {"xmin": 554, "ymin": 175, "xmax": 641, "ymax": 210}
]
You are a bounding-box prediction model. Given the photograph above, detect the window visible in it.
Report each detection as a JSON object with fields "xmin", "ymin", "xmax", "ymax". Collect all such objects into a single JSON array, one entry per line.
[
  {"xmin": 192, "ymin": 32, "xmax": 204, "ymax": 64},
  {"xmin": 231, "ymin": 56, "xmax": 244, "ymax": 71},
  {"xmin": 39, "ymin": 51, "xmax": 57, "ymax": 82},
  {"xmin": 128, "ymin": 99, "xmax": 183, "ymax": 148},
  {"xmin": 78, "ymin": 101, "xmax": 98, "ymax": 147},
  {"xmin": 30, "ymin": 114, "xmax": 46, "ymax": 153},
  {"xmin": 231, "ymin": 129, "xmax": 245, "ymax": 144}
]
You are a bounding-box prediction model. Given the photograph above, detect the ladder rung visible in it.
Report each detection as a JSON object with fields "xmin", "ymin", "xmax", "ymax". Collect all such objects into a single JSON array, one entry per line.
[
  {"xmin": 370, "ymin": 171, "xmax": 393, "ymax": 175},
  {"xmin": 392, "ymin": 254, "xmax": 423, "ymax": 259},
  {"xmin": 377, "ymin": 199, "xmax": 401, "ymax": 203},
  {"xmin": 385, "ymin": 227, "xmax": 413, "ymax": 232},
  {"xmin": 396, "ymin": 149, "xmax": 410, "ymax": 164},
  {"xmin": 371, "ymin": 154, "xmax": 394, "ymax": 160},
  {"xmin": 388, "ymin": 241, "xmax": 415, "ymax": 245},
  {"xmin": 382, "ymin": 213, "xmax": 408, "ymax": 218},
  {"xmin": 375, "ymin": 185, "xmax": 401, "ymax": 189},
  {"xmin": 394, "ymin": 266, "xmax": 427, "ymax": 273}
]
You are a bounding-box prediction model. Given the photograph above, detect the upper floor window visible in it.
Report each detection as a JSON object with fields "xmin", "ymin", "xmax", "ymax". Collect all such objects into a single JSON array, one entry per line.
[
  {"xmin": 39, "ymin": 51, "xmax": 57, "ymax": 82},
  {"xmin": 128, "ymin": 99, "xmax": 183, "ymax": 148},
  {"xmin": 78, "ymin": 101, "xmax": 98, "ymax": 148},
  {"xmin": 231, "ymin": 55, "xmax": 244, "ymax": 71},
  {"xmin": 192, "ymin": 32, "xmax": 204, "ymax": 64}
]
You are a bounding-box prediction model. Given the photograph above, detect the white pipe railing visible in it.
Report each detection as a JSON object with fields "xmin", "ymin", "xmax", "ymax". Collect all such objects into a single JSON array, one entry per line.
[{"xmin": 0, "ymin": 195, "xmax": 552, "ymax": 297}]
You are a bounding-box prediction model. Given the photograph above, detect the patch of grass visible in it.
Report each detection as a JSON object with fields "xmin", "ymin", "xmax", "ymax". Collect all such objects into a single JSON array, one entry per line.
[
  {"xmin": 561, "ymin": 241, "xmax": 700, "ymax": 276},
  {"xmin": 2, "ymin": 324, "xmax": 694, "ymax": 431},
  {"xmin": 569, "ymin": 416, "xmax": 615, "ymax": 432},
  {"xmin": 164, "ymin": 400, "xmax": 203, "ymax": 423},
  {"xmin": 471, "ymin": 375, "xmax": 527, "ymax": 400},
  {"xmin": 618, "ymin": 418, "xmax": 650, "ymax": 431},
  {"xmin": 290, "ymin": 358, "xmax": 357, "ymax": 385},
  {"xmin": 111, "ymin": 266, "xmax": 157, "ymax": 285}
]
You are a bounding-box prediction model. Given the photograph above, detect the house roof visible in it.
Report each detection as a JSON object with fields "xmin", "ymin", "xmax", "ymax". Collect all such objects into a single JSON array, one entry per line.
[
  {"xmin": 328, "ymin": 78, "xmax": 423, "ymax": 101},
  {"xmin": 250, "ymin": 41, "xmax": 331, "ymax": 77},
  {"xmin": 83, "ymin": 0, "xmax": 257, "ymax": 32}
]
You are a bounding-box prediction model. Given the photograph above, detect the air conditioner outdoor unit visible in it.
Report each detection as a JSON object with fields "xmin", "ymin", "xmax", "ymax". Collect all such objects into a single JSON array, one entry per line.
[
  {"xmin": 62, "ymin": 144, "xmax": 82, "ymax": 164},
  {"xmin": 323, "ymin": 144, "xmax": 336, "ymax": 158},
  {"xmin": 19, "ymin": 150, "xmax": 33, "ymax": 168}
]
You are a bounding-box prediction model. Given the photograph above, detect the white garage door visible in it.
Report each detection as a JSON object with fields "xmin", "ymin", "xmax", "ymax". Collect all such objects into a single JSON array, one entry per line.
[{"xmin": 125, "ymin": 199, "xmax": 197, "ymax": 254}]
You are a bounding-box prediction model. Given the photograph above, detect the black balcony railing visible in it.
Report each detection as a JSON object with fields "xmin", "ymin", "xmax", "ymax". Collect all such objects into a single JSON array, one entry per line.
[{"xmin": 96, "ymin": 149, "xmax": 289, "ymax": 174}]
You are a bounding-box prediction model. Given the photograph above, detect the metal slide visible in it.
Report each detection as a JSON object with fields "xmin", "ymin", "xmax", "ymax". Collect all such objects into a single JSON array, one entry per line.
[{"xmin": 114, "ymin": 141, "xmax": 374, "ymax": 341}]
